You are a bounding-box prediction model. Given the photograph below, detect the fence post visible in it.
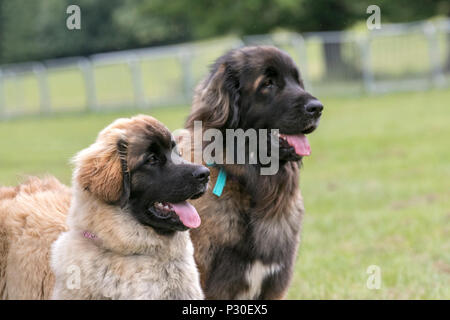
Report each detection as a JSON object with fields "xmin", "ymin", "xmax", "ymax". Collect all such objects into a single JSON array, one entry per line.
[
  {"xmin": 128, "ymin": 55, "xmax": 146, "ymax": 109},
  {"xmin": 78, "ymin": 58, "xmax": 97, "ymax": 111},
  {"xmin": 232, "ymin": 39, "xmax": 245, "ymax": 49},
  {"xmin": 33, "ymin": 62, "xmax": 51, "ymax": 114},
  {"xmin": 360, "ymin": 33, "xmax": 375, "ymax": 94},
  {"xmin": 179, "ymin": 49, "xmax": 194, "ymax": 103},
  {"xmin": 423, "ymin": 22, "xmax": 445, "ymax": 88},
  {"xmin": 291, "ymin": 33, "xmax": 312, "ymax": 93}
]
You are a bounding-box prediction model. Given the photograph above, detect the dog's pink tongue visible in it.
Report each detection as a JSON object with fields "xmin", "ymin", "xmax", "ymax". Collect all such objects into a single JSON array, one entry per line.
[
  {"xmin": 281, "ymin": 134, "xmax": 311, "ymax": 156},
  {"xmin": 169, "ymin": 201, "xmax": 201, "ymax": 229}
]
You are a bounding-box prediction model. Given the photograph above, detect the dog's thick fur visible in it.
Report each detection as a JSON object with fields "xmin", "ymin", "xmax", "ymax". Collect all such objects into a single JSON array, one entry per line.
[
  {"xmin": 182, "ymin": 46, "xmax": 323, "ymax": 299},
  {"xmin": 0, "ymin": 115, "xmax": 205, "ymax": 299},
  {"xmin": 0, "ymin": 177, "xmax": 71, "ymax": 299}
]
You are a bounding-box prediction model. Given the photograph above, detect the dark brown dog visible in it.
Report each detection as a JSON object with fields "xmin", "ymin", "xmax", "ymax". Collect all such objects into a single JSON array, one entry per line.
[{"xmin": 184, "ymin": 46, "xmax": 323, "ymax": 299}]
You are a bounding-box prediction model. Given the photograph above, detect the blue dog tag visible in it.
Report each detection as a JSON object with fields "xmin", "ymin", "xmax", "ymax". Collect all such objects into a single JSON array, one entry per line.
[
  {"xmin": 212, "ymin": 168, "xmax": 227, "ymax": 197},
  {"xmin": 206, "ymin": 163, "xmax": 227, "ymax": 197}
]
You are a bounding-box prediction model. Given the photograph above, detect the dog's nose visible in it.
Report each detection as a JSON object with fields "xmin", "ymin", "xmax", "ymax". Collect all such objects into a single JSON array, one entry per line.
[
  {"xmin": 305, "ymin": 100, "xmax": 323, "ymax": 117},
  {"xmin": 192, "ymin": 166, "xmax": 210, "ymax": 183}
]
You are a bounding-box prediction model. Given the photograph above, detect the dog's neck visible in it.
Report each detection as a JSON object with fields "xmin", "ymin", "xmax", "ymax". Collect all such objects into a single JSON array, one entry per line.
[
  {"xmin": 67, "ymin": 184, "xmax": 191, "ymax": 257},
  {"xmin": 215, "ymin": 161, "xmax": 300, "ymax": 217}
]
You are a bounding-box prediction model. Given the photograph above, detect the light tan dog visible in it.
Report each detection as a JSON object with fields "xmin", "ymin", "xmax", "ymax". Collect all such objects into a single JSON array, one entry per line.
[
  {"xmin": 0, "ymin": 115, "xmax": 209, "ymax": 299},
  {"xmin": 0, "ymin": 177, "xmax": 71, "ymax": 299}
]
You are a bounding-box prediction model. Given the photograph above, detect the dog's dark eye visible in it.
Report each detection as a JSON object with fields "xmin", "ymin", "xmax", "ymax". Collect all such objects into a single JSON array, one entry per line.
[
  {"xmin": 262, "ymin": 79, "xmax": 274, "ymax": 89},
  {"xmin": 148, "ymin": 154, "xmax": 159, "ymax": 165}
]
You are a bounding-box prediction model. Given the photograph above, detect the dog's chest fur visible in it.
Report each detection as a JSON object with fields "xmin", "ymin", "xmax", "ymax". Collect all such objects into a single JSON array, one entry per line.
[
  {"xmin": 52, "ymin": 230, "xmax": 204, "ymax": 300},
  {"xmin": 236, "ymin": 260, "xmax": 283, "ymax": 299},
  {"xmin": 51, "ymin": 193, "xmax": 204, "ymax": 300},
  {"xmin": 190, "ymin": 163, "xmax": 304, "ymax": 299}
]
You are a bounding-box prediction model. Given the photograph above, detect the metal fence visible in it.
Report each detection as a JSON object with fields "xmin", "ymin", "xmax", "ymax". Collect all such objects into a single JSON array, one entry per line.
[{"xmin": 1, "ymin": 19, "xmax": 449, "ymax": 120}]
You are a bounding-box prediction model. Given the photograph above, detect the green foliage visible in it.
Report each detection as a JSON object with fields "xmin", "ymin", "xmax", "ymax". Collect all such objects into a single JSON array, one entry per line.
[
  {"xmin": 377, "ymin": 0, "xmax": 449, "ymax": 22},
  {"xmin": 0, "ymin": 0, "xmax": 448, "ymax": 64},
  {"xmin": 0, "ymin": 0, "xmax": 141, "ymax": 63}
]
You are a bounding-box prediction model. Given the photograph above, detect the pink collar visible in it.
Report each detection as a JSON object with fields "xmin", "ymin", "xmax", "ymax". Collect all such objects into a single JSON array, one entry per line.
[{"xmin": 82, "ymin": 231, "xmax": 98, "ymax": 240}]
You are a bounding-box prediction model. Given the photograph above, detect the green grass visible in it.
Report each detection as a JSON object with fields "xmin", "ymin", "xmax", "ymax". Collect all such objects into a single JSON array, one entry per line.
[{"xmin": 0, "ymin": 89, "xmax": 449, "ymax": 299}]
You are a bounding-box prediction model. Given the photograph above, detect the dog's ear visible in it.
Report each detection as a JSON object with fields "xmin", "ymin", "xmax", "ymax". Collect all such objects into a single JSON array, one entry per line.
[
  {"xmin": 74, "ymin": 132, "xmax": 126, "ymax": 204},
  {"xmin": 117, "ymin": 139, "xmax": 130, "ymax": 208},
  {"xmin": 186, "ymin": 61, "xmax": 240, "ymax": 129}
]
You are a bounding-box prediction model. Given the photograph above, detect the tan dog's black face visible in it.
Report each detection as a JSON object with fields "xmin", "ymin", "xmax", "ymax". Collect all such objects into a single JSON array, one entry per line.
[
  {"xmin": 124, "ymin": 122, "xmax": 210, "ymax": 234},
  {"xmin": 75, "ymin": 115, "xmax": 209, "ymax": 235}
]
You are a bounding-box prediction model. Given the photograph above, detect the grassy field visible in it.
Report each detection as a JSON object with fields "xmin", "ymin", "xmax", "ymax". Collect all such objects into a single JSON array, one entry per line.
[{"xmin": 0, "ymin": 89, "xmax": 449, "ymax": 299}]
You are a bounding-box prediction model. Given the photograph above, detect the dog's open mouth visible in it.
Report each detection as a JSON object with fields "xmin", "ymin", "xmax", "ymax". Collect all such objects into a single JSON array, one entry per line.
[
  {"xmin": 279, "ymin": 134, "xmax": 311, "ymax": 156},
  {"xmin": 149, "ymin": 201, "xmax": 201, "ymax": 229},
  {"xmin": 275, "ymin": 124, "xmax": 318, "ymax": 157},
  {"xmin": 277, "ymin": 132, "xmax": 311, "ymax": 157}
]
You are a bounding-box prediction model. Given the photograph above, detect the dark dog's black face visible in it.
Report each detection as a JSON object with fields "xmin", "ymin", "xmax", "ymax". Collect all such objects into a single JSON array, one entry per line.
[
  {"xmin": 238, "ymin": 50, "xmax": 322, "ymax": 134},
  {"xmin": 188, "ymin": 46, "xmax": 323, "ymax": 163},
  {"xmin": 231, "ymin": 47, "xmax": 323, "ymax": 161},
  {"xmin": 119, "ymin": 124, "xmax": 209, "ymax": 235}
]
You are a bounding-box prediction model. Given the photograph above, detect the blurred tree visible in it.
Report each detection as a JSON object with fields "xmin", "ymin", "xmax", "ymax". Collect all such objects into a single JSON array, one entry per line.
[
  {"xmin": 0, "ymin": 0, "xmax": 3, "ymax": 62},
  {"xmin": 0, "ymin": 0, "xmax": 141, "ymax": 63},
  {"xmin": 113, "ymin": 0, "xmax": 193, "ymax": 46},
  {"xmin": 117, "ymin": 0, "xmax": 366, "ymax": 78},
  {"xmin": 0, "ymin": 1, "xmax": 42, "ymax": 63},
  {"xmin": 113, "ymin": 0, "xmax": 284, "ymax": 43},
  {"xmin": 0, "ymin": 0, "xmax": 449, "ymax": 68}
]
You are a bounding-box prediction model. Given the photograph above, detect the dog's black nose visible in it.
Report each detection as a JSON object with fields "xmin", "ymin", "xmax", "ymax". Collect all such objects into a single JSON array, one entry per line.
[
  {"xmin": 305, "ymin": 100, "xmax": 323, "ymax": 117},
  {"xmin": 192, "ymin": 166, "xmax": 210, "ymax": 183}
]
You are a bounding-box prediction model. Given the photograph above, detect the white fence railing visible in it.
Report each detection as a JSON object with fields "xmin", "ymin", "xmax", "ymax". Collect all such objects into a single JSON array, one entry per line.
[{"xmin": 0, "ymin": 19, "xmax": 449, "ymax": 119}]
